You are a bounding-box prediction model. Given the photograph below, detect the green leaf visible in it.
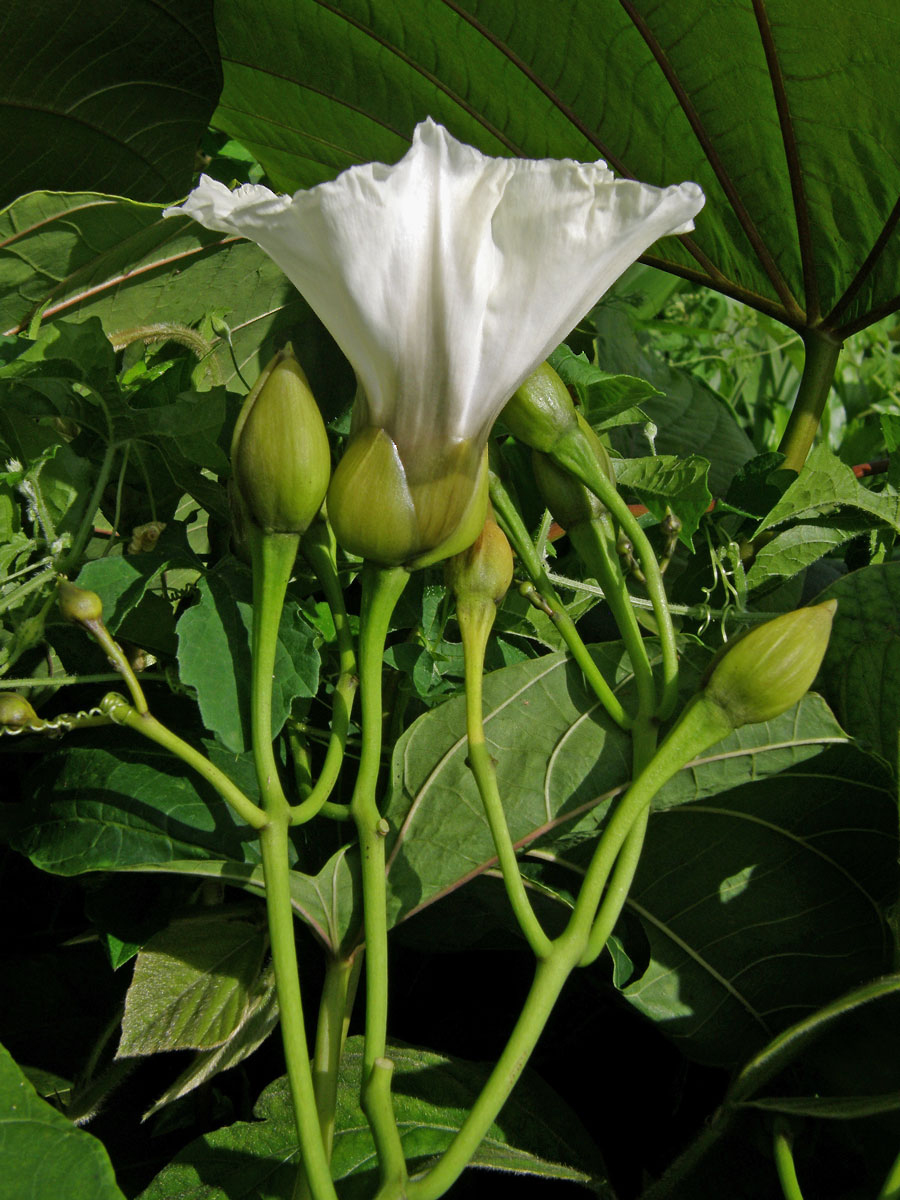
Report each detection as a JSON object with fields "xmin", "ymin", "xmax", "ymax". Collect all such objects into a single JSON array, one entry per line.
[
  {"xmin": 0, "ymin": 1041, "xmax": 125, "ymax": 1200},
  {"xmin": 144, "ymin": 966, "xmax": 278, "ymax": 1119},
  {"xmin": 383, "ymin": 645, "xmax": 850, "ymax": 929},
  {"xmin": 139, "ymin": 1036, "xmax": 610, "ymax": 1198},
  {"xmin": 621, "ymin": 745, "xmax": 896, "ymax": 1066},
  {"xmin": 118, "ymin": 916, "xmax": 268, "ymax": 1056},
  {"xmin": 755, "ymin": 443, "xmax": 900, "ymax": 537},
  {"xmin": 176, "ymin": 561, "xmax": 320, "ymax": 753},
  {"xmin": 0, "ymin": 0, "xmax": 221, "ymax": 207},
  {"xmin": 13, "ymin": 741, "xmax": 262, "ymax": 875},
  {"xmin": 210, "ymin": 0, "xmax": 900, "ymax": 336},
  {"xmin": 613, "ymin": 455, "xmax": 712, "ymax": 547},
  {"xmin": 744, "ymin": 513, "xmax": 873, "ymax": 591},
  {"xmin": 74, "ymin": 525, "xmax": 199, "ymax": 633},
  {"xmin": 547, "ymin": 344, "xmax": 661, "ymax": 429},
  {"xmin": 740, "ymin": 1091, "xmax": 900, "ymax": 1119},
  {"xmin": 818, "ymin": 561, "xmax": 900, "ymax": 771},
  {"xmin": 0, "ymin": 193, "xmax": 353, "ymax": 403}
]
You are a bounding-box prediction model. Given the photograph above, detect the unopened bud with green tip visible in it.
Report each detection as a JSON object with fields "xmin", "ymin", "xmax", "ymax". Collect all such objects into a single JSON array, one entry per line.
[
  {"xmin": 58, "ymin": 577, "xmax": 103, "ymax": 625},
  {"xmin": 702, "ymin": 600, "xmax": 837, "ymax": 728},
  {"xmin": 532, "ymin": 412, "xmax": 616, "ymax": 530},
  {"xmin": 445, "ymin": 511, "xmax": 514, "ymax": 606},
  {"xmin": 502, "ymin": 361, "xmax": 579, "ymax": 453},
  {"xmin": 231, "ymin": 344, "xmax": 331, "ymax": 535},
  {"xmin": 0, "ymin": 693, "xmax": 39, "ymax": 728}
]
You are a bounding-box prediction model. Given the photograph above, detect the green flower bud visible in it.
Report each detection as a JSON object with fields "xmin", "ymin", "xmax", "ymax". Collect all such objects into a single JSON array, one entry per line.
[
  {"xmin": 531, "ymin": 412, "xmax": 616, "ymax": 530},
  {"xmin": 0, "ymin": 693, "xmax": 38, "ymax": 727},
  {"xmin": 703, "ymin": 600, "xmax": 837, "ymax": 728},
  {"xmin": 444, "ymin": 512, "xmax": 514, "ymax": 605},
  {"xmin": 58, "ymin": 577, "xmax": 103, "ymax": 624},
  {"xmin": 231, "ymin": 344, "xmax": 331, "ymax": 534},
  {"xmin": 327, "ymin": 428, "xmax": 488, "ymax": 568},
  {"xmin": 502, "ymin": 361, "xmax": 579, "ymax": 453}
]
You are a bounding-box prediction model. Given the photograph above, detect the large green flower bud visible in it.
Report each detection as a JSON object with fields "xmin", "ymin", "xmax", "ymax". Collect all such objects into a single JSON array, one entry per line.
[
  {"xmin": 231, "ymin": 345, "xmax": 331, "ymax": 535},
  {"xmin": 502, "ymin": 362, "xmax": 579, "ymax": 453},
  {"xmin": 445, "ymin": 511, "xmax": 514, "ymax": 606},
  {"xmin": 327, "ymin": 428, "xmax": 488, "ymax": 568},
  {"xmin": 532, "ymin": 412, "xmax": 616, "ymax": 530},
  {"xmin": 703, "ymin": 600, "xmax": 837, "ymax": 728}
]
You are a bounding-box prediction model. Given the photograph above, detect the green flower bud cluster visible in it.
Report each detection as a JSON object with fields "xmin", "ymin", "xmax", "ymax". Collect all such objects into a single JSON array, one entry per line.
[
  {"xmin": 703, "ymin": 600, "xmax": 837, "ymax": 728},
  {"xmin": 327, "ymin": 429, "xmax": 489, "ymax": 569},
  {"xmin": 231, "ymin": 345, "xmax": 331, "ymax": 535}
]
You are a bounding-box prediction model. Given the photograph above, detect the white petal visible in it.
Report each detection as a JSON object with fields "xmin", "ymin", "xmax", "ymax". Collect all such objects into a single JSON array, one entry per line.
[{"xmin": 166, "ymin": 121, "xmax": 704, "ymax": 459}]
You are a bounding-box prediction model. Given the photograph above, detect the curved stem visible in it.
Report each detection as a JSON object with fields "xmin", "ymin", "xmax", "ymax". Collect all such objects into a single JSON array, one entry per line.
[
  {"xmin": 406, "ymin": 949, "xmax": 576, "ymax": 1200},
  {"xmin": 777, "ymin": 329, "xmax": 843, "ymax": 473},
  {"xmin": 349, "ymin": 565, "xmax": 409, "ymax": 1180},
  {"xmin": 104, "ymin": 699, "xmax": 266, "ymax": 829},
  {"xmin": 488, "ymin": 470, "xmax": 631, "ymax": 730},
  {"xmin": 458, "ymin": 596, "xmax": 552, "ymax": 958},
  {"xmin": 249, "ymin": 530, "xmax": 300, "ymax": 809},
  {"xmin": 551, "ymin": 435, "xmax": 680, "ymax": 719}
]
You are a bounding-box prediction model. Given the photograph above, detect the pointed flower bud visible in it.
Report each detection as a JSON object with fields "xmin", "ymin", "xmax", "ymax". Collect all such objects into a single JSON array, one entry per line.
[
  {"xmin": 0, "ymin": 693, "xmax": 39, "ymax": 727},
  {"xmin": 502, "ymin": 362, "xmax": 580, "ymax": 454},
  {"xmin": 703, "ymin": 600, "xmax": 837, "ymax": 728},
  {"xmin": 445, "ymin": 511, "xmax": 514, "ymax": 606},
  {"xmin": 58, "ymin": 577, "xmax": 103, "ymax": 624},
  {"xmin": 532, "ymin": 412, "xmax": 616, "ymax": 530},
  {"xmin": 231, "ymin": 345, "xmax": 331, "ymax": 535}
]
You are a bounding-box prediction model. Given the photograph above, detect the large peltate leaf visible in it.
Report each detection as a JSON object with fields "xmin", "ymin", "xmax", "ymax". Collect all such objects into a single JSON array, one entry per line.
[
  {"xmin": 211, "ymin": 0, "xmax": 900, "ymax": 336},
  {"xmin": 0, "ymin": 0, "xmax": 221, "ymax": 206}
]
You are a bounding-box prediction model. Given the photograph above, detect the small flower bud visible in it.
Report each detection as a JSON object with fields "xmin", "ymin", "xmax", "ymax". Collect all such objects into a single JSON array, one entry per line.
[
  {"xmin": 531, "ymin": 413, "xmax": 616, "ymax": 530},
  {"xmin": 703, "ymin": 600, "xmax": 837, "ymax": 728},
  {"xmin": 58, "ymin": 578, "xmax": 103, "ymax": 624},
  {"xmin": 502, "ymin": 362, "xmax": 579, "ymax": 453},
  {"xmin": 445, "ymin": 513, "xmax": 514, "ymax": 605},
  {"xmin": 231, "ymin": 345, "xmax": 331, "ymax": 534},
  {"xmin": 0, "ymin": 693, "xmax": 38, "ymax": 727}
]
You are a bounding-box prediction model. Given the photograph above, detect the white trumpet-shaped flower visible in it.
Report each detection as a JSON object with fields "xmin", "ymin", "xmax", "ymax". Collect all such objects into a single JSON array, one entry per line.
[{"xmin": 165, "ymin": 119, "xmax": 704, "ymax": 565}]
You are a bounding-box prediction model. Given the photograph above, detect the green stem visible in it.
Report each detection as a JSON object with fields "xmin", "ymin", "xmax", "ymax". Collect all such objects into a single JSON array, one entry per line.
[
  {"xmin": 777, "ymin": 329, "xmax": 843, "ymax": 474},
  {"xmin": 104, "ymin": 698, "xmax": 266, "ymax": 829},
  {"xmin": 458, "ymin": 596, "xmax": 552, "ymax": 959},
  {"xmin": 773, "ymin": 1119, "xmax": 805, "ymax": 1200},
  {"xmin": 551, "ymin": 435, "xmax": 680, "ymax": 719},
  {"xmin": 349, "ymin": 565, "xmax": 409, "ymax": 1180},
  {"xmin": 406, "ymin": 948, "xmax": 577, "ymax": 1200},
  {"xmin": 570, "ymin": 692, "xmax": 733, "ymax": 963},
  {"xmin": 260, "ymin": 817, "xmax": 339, "ymax": 1200},
  {"xmin": 568, "ymin": 518, "xmax": 657, "ymax": 723},
  {"xmin": 57, "ymin": 441, "xmax": 117, "ymax": 576},
  {"xmin": 85, "ymin": 619, "xmax": 149, "ymax": 714},
  {"xmin": 249, "ymin": 530, "xmax": 300, "ymax": 809},
  {"xmin": 291, "ymin": 523, "xmax": 359, "ymax": 824},
  {"xmin": 488, "ymin": 470, "xmax": 631, "ymax": 730},
  {"xmin": 367, "ymin": 1059, "xmax": 408, "ymax": 1197},
  {"xmin": 312, "ymin": 952, "xmax": 362, "ymax": 1163}
]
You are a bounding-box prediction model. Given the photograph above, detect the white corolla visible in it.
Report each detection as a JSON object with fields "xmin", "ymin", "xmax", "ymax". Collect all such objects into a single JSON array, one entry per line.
[{"xmin": 165, "ymin": 120, "xmax": 704, "ymax": 565}]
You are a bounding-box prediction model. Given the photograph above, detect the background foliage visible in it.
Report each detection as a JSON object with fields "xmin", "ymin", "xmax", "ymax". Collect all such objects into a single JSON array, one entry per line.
[{"xmin": 1, "ymin": 3, "xmax": 899, "ymax": 1199}]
